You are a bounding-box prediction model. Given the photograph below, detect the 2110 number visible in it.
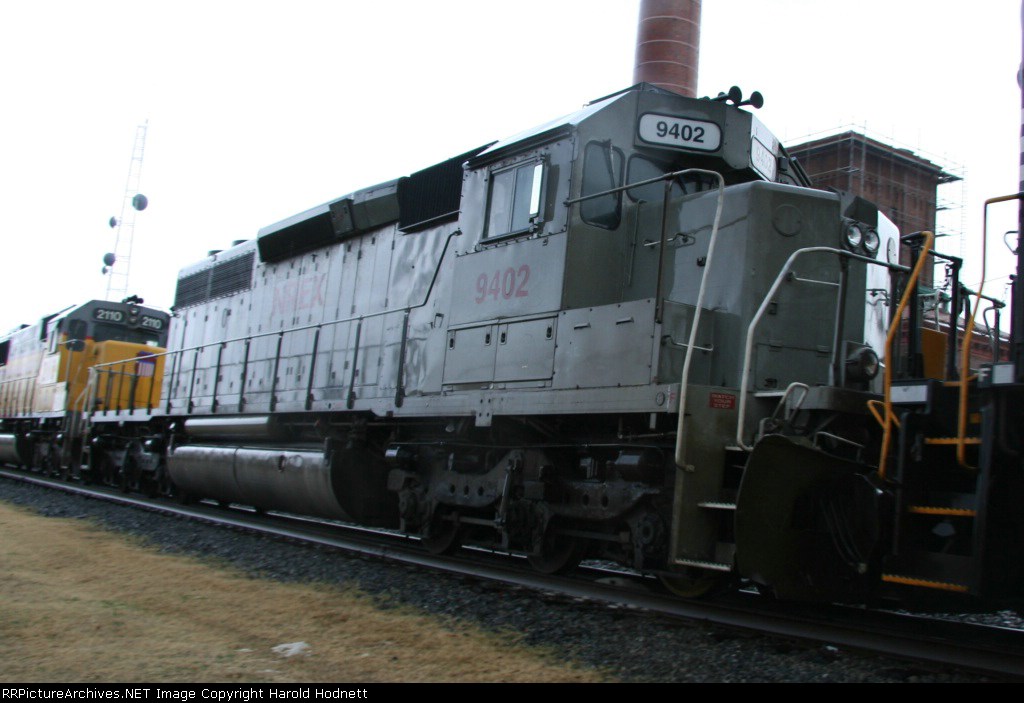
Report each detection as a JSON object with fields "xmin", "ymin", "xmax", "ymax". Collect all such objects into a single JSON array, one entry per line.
[{"xmin": 475, "ymin": 265, "xmax": 530, "ymax": 303}]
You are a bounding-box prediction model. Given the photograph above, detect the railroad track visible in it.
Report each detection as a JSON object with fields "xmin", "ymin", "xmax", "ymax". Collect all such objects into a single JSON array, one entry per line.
[{"xmin": 2, "ymin": 467, "xmax": 1022, "ymax": 681}]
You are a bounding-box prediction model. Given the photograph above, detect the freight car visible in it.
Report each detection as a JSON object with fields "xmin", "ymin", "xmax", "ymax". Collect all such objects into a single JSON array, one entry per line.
[{"xmin": 64, "ymin": 80, "xmax": 1024, "ymax": 606}]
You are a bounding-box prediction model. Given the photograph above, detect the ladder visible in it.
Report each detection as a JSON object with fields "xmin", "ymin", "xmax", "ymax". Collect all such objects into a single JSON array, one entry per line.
[
  {"xmin": 879, "ymin": 379, "xmax": 992, "ymax": 594},
  {"xmin": 871, "ymin": 230, "xmax": 996, "ymax": 595}
]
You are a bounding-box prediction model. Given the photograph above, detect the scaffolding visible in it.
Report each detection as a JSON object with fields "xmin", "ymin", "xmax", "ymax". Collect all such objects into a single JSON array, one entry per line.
[{"xmin": 787, "ymin": 124, "xmax": 966, "ymax": 264}]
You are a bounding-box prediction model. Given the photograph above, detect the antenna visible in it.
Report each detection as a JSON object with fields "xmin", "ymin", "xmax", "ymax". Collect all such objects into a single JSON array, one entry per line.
[{"xmin": 103, "ymin": 121, "xmax": 149, "ymax": 301}]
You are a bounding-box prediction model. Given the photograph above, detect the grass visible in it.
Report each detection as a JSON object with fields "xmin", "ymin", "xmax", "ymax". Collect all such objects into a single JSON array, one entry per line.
[{"xmin": 0, "ymin": 501, "xmax": 606, "ymax": 683}]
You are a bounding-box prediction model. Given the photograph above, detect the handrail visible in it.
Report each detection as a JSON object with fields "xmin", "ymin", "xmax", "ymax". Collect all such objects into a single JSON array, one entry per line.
[
  {"xmin": 673, "ymin": 172, "xmax": 725, "ymax": 469},
  {"xmin": 86, "ymin": 228, "xmax": 464, "ymax": 416},
  {"xmin": 564, "ymin": 166, "xmax": 729, "ymax": 470},
  {"xmin": 736, "ymin": 247, "xmax": 907, "ymax": 452},
  {"xmin": 957, "ymin": 196, "xmax": 1022, "ymax": 468},
  {"xmin": 566, "ymin": 167, "xmax": 727, "ymax": 326},
  {"xmin": 876, "ymin": 231, "xmax": 934, "ymax": 480}
]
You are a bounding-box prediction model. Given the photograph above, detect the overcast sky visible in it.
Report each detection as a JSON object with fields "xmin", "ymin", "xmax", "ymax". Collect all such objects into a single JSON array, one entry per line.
[{"xmin": 0, "ymin": 0, "xmax": 1019, "ymax": 332}]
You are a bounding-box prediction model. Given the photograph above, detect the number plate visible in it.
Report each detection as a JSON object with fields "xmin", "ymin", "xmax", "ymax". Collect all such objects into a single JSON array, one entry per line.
[
  {"xmin": 140, "ymin": 315, "xmax": 165, "ymax": 331},
  {"xmin": 750, "ymin": 137, "xmax": 777, "ymax": 181},
  {"xmin": 637, "ymin": 113, "xmax": 721, "ymax": 152},
  {"xmin": 93, "ymin": 308, "xmax": 125, "ymax": 323}
]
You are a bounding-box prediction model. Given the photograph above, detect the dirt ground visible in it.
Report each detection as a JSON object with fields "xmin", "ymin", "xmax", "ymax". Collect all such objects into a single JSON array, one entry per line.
[{"xmin": 0, "ymin": 501, "xmax": 605, "ymax": 683}]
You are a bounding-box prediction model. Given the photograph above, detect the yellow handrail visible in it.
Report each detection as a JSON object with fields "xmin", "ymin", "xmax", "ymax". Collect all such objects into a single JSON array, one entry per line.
[
  {"xmin": 875, "ymin": 231, "xmax": 934, "ymax": 480},
  {"xmin": 956, "ymin": 194, "xmax": 1020, "ymax": 468}
]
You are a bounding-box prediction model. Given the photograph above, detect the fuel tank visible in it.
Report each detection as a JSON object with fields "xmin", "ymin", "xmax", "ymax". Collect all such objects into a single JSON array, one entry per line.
[
  {"xmin": 0, "ymin": 433, "xmax": 24, "ymax": 465},
  {"xmin": 167, "ymin": 441, "xmax": 397, "ymax": 526}
]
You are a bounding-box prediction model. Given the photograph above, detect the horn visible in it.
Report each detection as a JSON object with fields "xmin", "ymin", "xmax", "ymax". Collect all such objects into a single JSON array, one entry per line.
[{"xmin": 739, "ymin": 91, "xmax": 764, "ymax": 109}]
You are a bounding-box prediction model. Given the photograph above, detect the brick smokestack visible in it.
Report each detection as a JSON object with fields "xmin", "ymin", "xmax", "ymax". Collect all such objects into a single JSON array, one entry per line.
[{"xmin": 633, "ymin": 0, "xmax": 701, "ymax": 97}]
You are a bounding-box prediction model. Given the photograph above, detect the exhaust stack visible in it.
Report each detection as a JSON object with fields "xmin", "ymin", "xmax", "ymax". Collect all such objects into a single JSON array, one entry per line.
[{"xmin": 633, "ymin": 0, "xmax": 701, "ymax": 97}]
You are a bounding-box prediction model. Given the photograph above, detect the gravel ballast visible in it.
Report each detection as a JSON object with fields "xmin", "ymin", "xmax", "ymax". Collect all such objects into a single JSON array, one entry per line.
[{"xmin": 0, "ymin": 477, "xmax": 996, "ymax": 683}]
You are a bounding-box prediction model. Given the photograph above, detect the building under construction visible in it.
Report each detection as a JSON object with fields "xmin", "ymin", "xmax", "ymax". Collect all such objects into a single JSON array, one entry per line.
[
  {"xmin": 789, "ymin": 130, "xmax": 1007, "ymax": 366},
  {"xmin": 788, "ymin": 130, "xmax": 962, "ymax": 289}
]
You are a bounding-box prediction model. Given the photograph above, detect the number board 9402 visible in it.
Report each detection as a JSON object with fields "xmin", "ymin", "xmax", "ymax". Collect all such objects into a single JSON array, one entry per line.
[{"xmin": 637, "ymin": 113, "xmax": 722, "ymax": 152}]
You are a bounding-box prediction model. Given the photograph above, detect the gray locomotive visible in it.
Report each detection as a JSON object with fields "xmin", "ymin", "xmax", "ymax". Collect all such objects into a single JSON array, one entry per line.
[{"xmin": 87, "ymin": 83, "xmax": 1021, "ymax": 604}]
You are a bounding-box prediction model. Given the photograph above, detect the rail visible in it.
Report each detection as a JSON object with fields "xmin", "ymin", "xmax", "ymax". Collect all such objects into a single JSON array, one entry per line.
[
  {"xmin": 4, "ymin": 467, "xmax": 1022, "ymax": 680},
  {"xmin": 84, "ymin": 228, "xmax": 464, "ymax": 419}
]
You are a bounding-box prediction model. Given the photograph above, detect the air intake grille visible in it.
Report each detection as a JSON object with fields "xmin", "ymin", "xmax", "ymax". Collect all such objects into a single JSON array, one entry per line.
[
  {"xmin": 398, "ymin": 145, "xmax": 489, "ymax": 232},
  {"xmin": 173, "ymin": 251, "xmax": 254, "ymax": 309},
  {"xmin": 210, "ymin": 252, "xmax": 255, "ymax": 298},
  {"xmin": 173, "ymin": 269, "xmax": 210, "ymax": 309}
]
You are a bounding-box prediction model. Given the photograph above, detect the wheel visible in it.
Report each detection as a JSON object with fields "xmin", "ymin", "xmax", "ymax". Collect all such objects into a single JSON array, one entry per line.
[
  {"xmin": 92, "ymin": 453, "xmax": 114, "ymax": 487},
  {"xmin": 153, "ymin": 463, "xmax": 173, "ymax": 498},
  {"xmin": 528, "ymin": 529, "xmax": 585, "ymax": 574},
  {"xmin": 659, "ymin": 569, "xmax": 724, "ymax": 598},
  {"xmin": 118, "ymin": 456, "xmax": 134, "ymax": 493},
  {"xmin": 420, "ymin": 511, "xmax": 461, "ymax": 555}
]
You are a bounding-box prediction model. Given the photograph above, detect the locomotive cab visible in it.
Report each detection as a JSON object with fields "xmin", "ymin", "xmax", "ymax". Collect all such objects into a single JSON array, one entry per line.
[{"xmin": 37, "ymin": 299, "xmax": 168, "ymax": 415}]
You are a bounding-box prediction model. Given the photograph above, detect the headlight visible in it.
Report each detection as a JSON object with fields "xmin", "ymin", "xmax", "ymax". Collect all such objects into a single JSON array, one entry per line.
[
  {"xmin": 844, "ymin": 222, "xmax": 863, "ymax": 250},
  {"xmin": 846, "ymin": 346, "xmax": 880, "ymax": 382},
  {"xmin": 862, "ymin": 227, "xmax": 880, "ymax": 256}
]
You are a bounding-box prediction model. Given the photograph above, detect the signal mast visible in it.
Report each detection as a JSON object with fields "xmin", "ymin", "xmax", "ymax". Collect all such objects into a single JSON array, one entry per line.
[{"xmin": 103, "ymin": 121, "xmax": 149, "ymax": 302}]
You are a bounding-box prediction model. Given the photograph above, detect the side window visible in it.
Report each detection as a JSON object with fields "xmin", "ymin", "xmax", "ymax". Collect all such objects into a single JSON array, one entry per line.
[
  {"xmin": 627, "ymin": 156, "xmax": 683, "ymax": 203},
  {"xmin": 581, "ymin": 141, "xmax": 623, "ymax": 229},
  {"xmin": 47, "ymin": 321, "xmax": 62, "ymax": 355},
  {"xmin": 68, "ymin": 319, "xmax": 87, "ymax": 343},
  {"xmin": 0, "ymin": 340, "xmax": 9, "ymax": 366},
  {"xmin": 486, "ymin": 160, "xmax": 544, "ymax": 239},
  {"xmin": 626, "ymin": 156, "xmax": 716, "ymax": 203}
]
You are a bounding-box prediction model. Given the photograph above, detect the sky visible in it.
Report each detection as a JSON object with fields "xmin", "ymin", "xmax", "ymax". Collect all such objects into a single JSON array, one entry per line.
[{"xmin": 0, "ymin": 0, "xmax": 1020, "ymax": 333}]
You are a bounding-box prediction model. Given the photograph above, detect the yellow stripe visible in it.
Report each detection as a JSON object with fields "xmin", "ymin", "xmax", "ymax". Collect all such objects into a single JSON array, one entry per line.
[
  {"xmin": 924, "ymin": 437, "xmax": 981, "ymax": 445},
  {"xmin": 882, "ymin": 574, "xmax": 969, "ymax": 593},
  {"xmin": 907, "ymin": 506, "xmax": 977, "ymax": 517}
]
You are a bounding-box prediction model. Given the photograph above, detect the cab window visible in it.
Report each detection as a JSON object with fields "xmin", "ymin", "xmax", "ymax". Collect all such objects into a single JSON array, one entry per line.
[
  {"xmin": 581, "ymin": 141, "xmax": 623, "ymax": 229},
  {"xmin": 47, "ymin": 321, "xmax": 61, "ymax": 354},
  {"xmin": 93, "ymin": 323, "xmax": 161, "ymax": 346},
  {"xmin": 627, "ymin": 156, "xmax": 683, "ymax": 203},
  {"xmin": 627, "ymin": 155, "xmax": 716, "ymax": 202},
  {"xmin": 68, "ymin": 319, "xmax": 87, "ymax": 343},
  {"xmin": 486, "ymin": 160, "xmax": 544, "ymax": 239}
]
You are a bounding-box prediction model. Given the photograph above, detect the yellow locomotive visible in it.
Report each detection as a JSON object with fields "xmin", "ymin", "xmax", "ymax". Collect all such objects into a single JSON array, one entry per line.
[{"xmin": 0, "ymin": 297, "xmax": 169, "ymax": 476}]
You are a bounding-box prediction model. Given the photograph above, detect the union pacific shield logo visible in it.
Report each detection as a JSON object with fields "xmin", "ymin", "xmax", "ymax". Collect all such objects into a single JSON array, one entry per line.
[{"xmin": 135, "ymin": 351, "xmax": 156, "ymax": 378}]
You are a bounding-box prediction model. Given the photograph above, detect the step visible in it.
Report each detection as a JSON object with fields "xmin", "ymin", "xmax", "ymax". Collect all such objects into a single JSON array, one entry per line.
[
  {"xmin": 673, "ymin": 557, "xmax": 733, "ymax": 573},
  {"xmin": 881, "ymin": 573, "xmax": 970, "ymax": 593},
  {"xmin": 923, "ymin": 437, "xmax": 982, "ymax": 445},
  {"xmin": 698, "ymin": 501, "xmax": 736, "ymax": 511},
  {"xmin": 907, "ymin": 505, "xmax": 977, "ymax": 517},
  {"xmin": 882, "ymin": 552, "xmax": 975, "ymax": 594}
]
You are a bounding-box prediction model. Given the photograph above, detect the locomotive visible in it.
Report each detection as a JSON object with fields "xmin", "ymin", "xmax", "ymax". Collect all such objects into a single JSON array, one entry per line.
[
  {"xmin": 8, "ymin": 80, "xmax": 1024, "ymax": 606},
  {"xmin": 0, "ymin": 297, "xmax": 169, "ymax": 484}
]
